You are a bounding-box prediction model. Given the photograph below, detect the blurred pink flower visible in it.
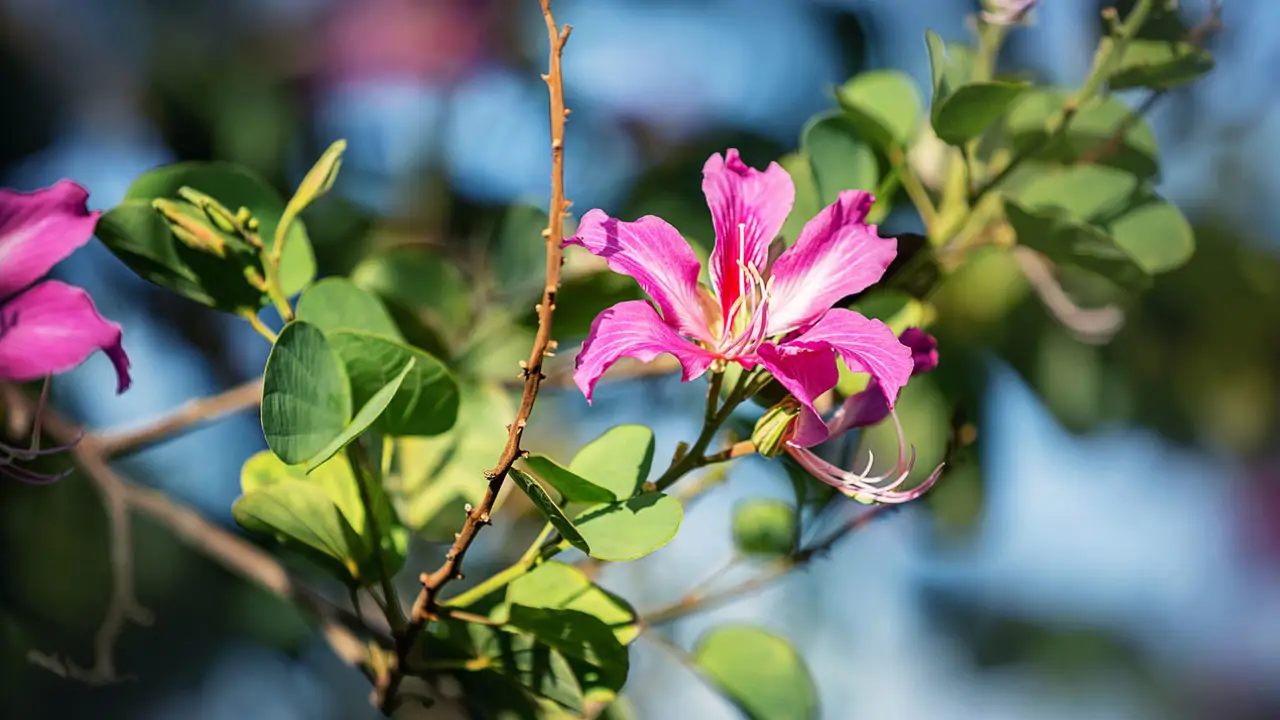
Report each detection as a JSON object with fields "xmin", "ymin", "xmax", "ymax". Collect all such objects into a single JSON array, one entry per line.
[
  {"xmin": 568, "ymin": 149, "xmax": 912, "ymax": 448},
  {"xmin": 983, "ymin": 0, "xmax": 1039, "ymax": 25},
  {"xmin": 0, "ymin": 181, "xmax": 130, "ymax": 393}
]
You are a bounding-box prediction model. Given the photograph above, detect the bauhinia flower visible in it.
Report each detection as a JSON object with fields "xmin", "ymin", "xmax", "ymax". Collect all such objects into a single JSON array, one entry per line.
[
  {"xmin": 569, "ymin": 149, "xmax": 913, "ymax": 448},
  {"xmin": 0, "ymin": 180, "xmax": 131, "ymax": 481},
  {"xmin": 785, "ymin": 328, "xmax": 943, "ymax": 504},
  {"xmin": 982, "ymin": 0, "xmax": 1039, "ymax": 25}
]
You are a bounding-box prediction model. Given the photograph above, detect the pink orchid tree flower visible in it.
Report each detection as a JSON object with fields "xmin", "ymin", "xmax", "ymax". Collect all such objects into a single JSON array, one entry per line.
[
  {"xmin": 0, "ymin": 180, "xmax": 132, "ymax": 482},
  {"xmin": 785, "ymin": 327, "xmax": 944, "ymax": 504},
  {"xmin": 567, "ymin": 148, "xmax": 917, "ymax": 462}
]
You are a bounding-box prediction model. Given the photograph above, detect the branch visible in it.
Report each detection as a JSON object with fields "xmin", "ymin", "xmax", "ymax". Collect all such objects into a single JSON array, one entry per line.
[
  {"xmin": 94, "ymin": 380, "xmax": 263, "ymax": 458},
  {"xmin": 379, "ymin": 2, "xmax": 572, "ymax": 711},
  {"xmin": 2, "ymin": 385, "xmax": 383, "ymax": 683}
]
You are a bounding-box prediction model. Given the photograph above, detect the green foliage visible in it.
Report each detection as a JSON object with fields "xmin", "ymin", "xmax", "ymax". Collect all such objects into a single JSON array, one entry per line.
[
  {"xmin": 835, "ymin": 69, "xmax": 921, "ymax": 150},
  {"xmin": 499, "ymin": 561, "xmax": 640, "ymax": 645},
  {"xmin": 508, "ymin": 468, "xmax": 590, "ymax": 553},
  {"xmin": 925, "ymin": 30, "xmax": 1028, "ymax": 145},
  {"xmin": 692, "ymin": 626, "xmax": 818, "ymax": 720},
  {"xmin": 731, "ymin": 500, "xmax": 797, "ymax": 557},
  {"xmin": 1005, "ymin": 89, "xmax": 1160, "ymax": 177},
  {"xmin": 1108, "ymin": 39, "xmax": 1214, "ymax": 91},
  {"xmin": 567, "ymin": 425, "xmax": 655, "ymax": 500},
  {"xmin": 260, "ymin": 321, "xmax": 353, "ymax": 464},
  {"xmin": 574, "ymin": 493, "xmax": 683, "ymax": 562},
  {"xmin": 802, "ymin": 112, "xmax": 879, "ymax": 206}
]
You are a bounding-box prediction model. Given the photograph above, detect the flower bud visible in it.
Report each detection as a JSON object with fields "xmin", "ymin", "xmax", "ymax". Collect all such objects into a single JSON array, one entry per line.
[
  {"xmin": 752, "ymin": 397, "xmax": 801, "ymax": 459},
  {"xmin": 177, "ymin": 187, "xmax": 241, "ymax": 235},
  {"xmin": 152, "ymin": 198, "xmax": 228, "ymax": 257}
]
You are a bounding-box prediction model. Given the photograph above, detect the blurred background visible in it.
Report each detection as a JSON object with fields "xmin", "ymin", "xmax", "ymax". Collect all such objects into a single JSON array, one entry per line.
[{"xmin": 1, "ymin": 0, "xmax": 1278, "ymax": 717}]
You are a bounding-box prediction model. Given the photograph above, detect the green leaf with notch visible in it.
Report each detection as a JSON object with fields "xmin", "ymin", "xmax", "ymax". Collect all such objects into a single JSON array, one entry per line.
[
  {"xmin": 233, "ymin": 480, "xmax": 364, "ymax": 583},
  {"xmin": 326, "ymin": 331, "xmax": 459, "ymax": 437},
  {"xmin": 303, "ymin": 358, "xmax": 415, "ymax": 472},
  {"xmin": 499, "ymin": 561, "xmax": 639, "ymax": 645}
]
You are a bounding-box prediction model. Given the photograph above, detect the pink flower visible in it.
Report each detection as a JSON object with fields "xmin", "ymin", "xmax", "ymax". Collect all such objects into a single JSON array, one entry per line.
[
  {"xmin": 786, "ymin": 328, "xmax": 942, "ymax": 504},
  {"xmin": 982, "ymin": 0, "xmax": 1038, "ymax": 25},
  {"xmin": 568, "ymin": 149, "xmax": 912, "ymax": 446},
  {"xmin": 0, "ymin": 181, "xmax": 131, "ymax": 393}
]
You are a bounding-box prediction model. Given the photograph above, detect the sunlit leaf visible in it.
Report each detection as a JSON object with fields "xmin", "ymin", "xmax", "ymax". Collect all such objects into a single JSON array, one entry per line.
[
  {"xmin": 568, "ymin": 425, "xmax": 656, "ymax": 500},
  {"xmin": 574, "ymin": 492, "xmax": 682, "ymax": 562},
  {"xmin": 692, "ymin": 626, "xmax": 818, "ymax": 720},
  {"xmin": 506, "ymin": 605, "xmax": 629, "ymax": 694},
  {"xmin": 498, "ymin": 561, "xmax": 640, "ymax": 645},
  {"xmin": 731, "ymin": 500, "xmax": 796, "ymax": 557},
  {"xmin": 1005, "ymin": 89, "xmax": 1160, "ymax": 177},
  {"xmin": 522, "ymin": 455, "xmax": 618, "ymax": 504},
  {"xmin": 802, "ymin": 112, "xmax": 879, "ymax": 205},
  {"xmin": 233, "ymin": 481, "xmax": 363, "ymax": 583},
  {"xmin": 296, "ymin": 277, "xmax": 402, "ymax": 340},
  {"xmin": 835, "ymin": 69, "xmax": 921, "ymax": 149},
  {"xmin": 508, "ymin": 468, "xmax": 589, "ymax": 553}
]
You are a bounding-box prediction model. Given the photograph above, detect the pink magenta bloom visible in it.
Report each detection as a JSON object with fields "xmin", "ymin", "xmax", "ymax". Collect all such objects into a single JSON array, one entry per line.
[
  {"xmin": 568, "ymin": 149, "xmax": 912, "ymax": 445},
  {"xmin": 786, "ymin": 328, "xmax": 942, "ymax": 504},
  {"xmin": 983, "ymin": 0, "xmax": 1038, "ymax": 25},
  {"xmin": 0, "ymin": 181, "xmax": 131, "ymax": 393}
]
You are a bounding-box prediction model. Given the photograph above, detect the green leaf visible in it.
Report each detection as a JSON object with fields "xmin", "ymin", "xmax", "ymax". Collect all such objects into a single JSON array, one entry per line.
[
  {"xmin": 296, "ymin": 277, "xmax": 402, "ymax": 340},
  {"xmin": 351, "ymin": 246, "xmax": 471, "ymax": 342},
  {"xmin": 261, "ymin": 321, "xmax": 352, "ymax": 465},
  {"xmin": 1109, "ymin": 39, "xmax": 1214, "ymax": 91},
  {"xmin": 493, "ymin": 203, "xmax": 553, "ymax": 295},
  {"xmin": 518, "ymin": 271, "xmax": 645, "ymax": 340},
  {"xmin": 436, "ymin": 619, "xmax": 585, "ymax": 714},
  {"xmin": 731, "ymin": 500, "xmax": 796, "ymax": 557},
  {"xmin": 1008, "ymin": 165, "xmax": 1195, "ymax": 275},
  {"xmin": 1004, "ymin": 200, "xmax": 1149, "ymax": 289},
  {"xmin": 326, "ymin": 330, "xmax": 459, "ymax": 437},
  {"xmin": 233, "ymin": 480, "xmax": 363, "ymax": 583},
  {"xmin": 303, "ymin": 358, "xmax": 415, "ymax": 472},
  {"xmin": 508, "ymin": 468, "xmax": 590, "ymax": 553},
  {"xmin": 1005, "ymin": 89, "xmax": 1160, "ymax": 177},
  {"xmin": 932, "ymin": 80, "xmax": 1029, "ymax": 146},
  {"xmin": 836, "ymin": 69, "xmax": 921, "ymax": 149},
  {"xmin": 567, "ymin": 425, "xmax": 655, "ymax": 501},
  {"xmin": 240, "ymin": 450, "xmax": 408, "ymax": 580},
  {"xmin": 801, "ymin": 112, "xmax": 879, "ymax": 206},
  {"xmin": 778, "ymin": 152, "xmax": 821, "ymax": 246},
  {"xmin": 574, "ymin": 492, "xmax": 682, "ymax": 562},
  {"xmin": 506, "ymin": 605, "xmax": 629, "ymax": 693},
  {"xmin": 121, "ymin": 162, "xmax": 316, "ymax": 296},
  {"xmin": 522, "ymin": 455, "xmax": 617, "ymax": 504},
  {"xmin": 692, "ymin": 626, "xmax": 818, "ymax": 720},
  {"xmin": 500, "ymin": 561, "xmax": 640, "ymax": 645},
  {"xmin": 278, "ymin": 139, "xmax": 346, "ymax": 251}
]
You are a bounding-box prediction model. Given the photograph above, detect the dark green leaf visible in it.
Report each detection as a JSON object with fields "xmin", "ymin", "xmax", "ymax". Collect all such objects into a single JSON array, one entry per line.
[
  {"xmin": 932, "ymin": 81, "xmax": 1029, "ymax": 146},
  {"xmin": 801, "ymin": 112, "xmax": 879, "ymax": 206},
  {"xmin": 523, "ymin": 455, "xmax": 618, "ymax": 504},
  {"xmin": 1005, "ymin": 89, "xmax": 1160, "ymax": 177},
  {"xmin": 568, "ymin": 425, "xmax": 655, "ymax": 500},
  {"xmin": 693, "ymin": 626, "xmax": 818, "ymax": 720},
  {"xmin": 296, "ymin": 277, "xmax": 402, "ymax": 340},
  {"xmin": 303, "ymin": 358, "xmax": 415, "ymax": 472},
  {"xmin": 1109, "ymin": 39, "xmax": 1214, "ymax": 91},
  {"xmin": 508, "ymin": 468, "xmax": 589, "ymax": 553},
  {"xmin": 500, "ymin": 561, "xmax": 639, "ymax": 645},
  {"xmin": 574, "ymin": 492, "xmax": 682, "ymax": 562},
  {"xmin": 506, "ymin": 605, "xmax": 629, "ymax": 693},
  {"xmin": 233, "ymin": 480, "xmax": 363, "ymax": 583},
  {"xmin": 835, "ymin": 69, "xmax": 921, "ymax": 149},
  {"xmin": 326, "ymin": 330, "xmax": 459, "ymax": 437},
  {"xmin": 350, "ymin": 246, "xmax": 471, "ymax": 341},
  {"xmin": 261, "ymin": 321, "xmax": 352, "ymax": 464},
  {"xmin": 1004, "ymin": 200, "xmax": 1150, "ymax": 289},
  {"xmin": 731, "ymin": 500, "xmax": 796, "ymax": 557}
]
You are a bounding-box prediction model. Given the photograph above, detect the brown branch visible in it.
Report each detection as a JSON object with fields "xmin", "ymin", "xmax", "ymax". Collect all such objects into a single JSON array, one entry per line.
[
  {"xmin": 3, "ymin": 386, "xmax": 383, "ymax": 683},
  {"xmin": 378, "ymin": 1, "xmax": 573, "ymax": 712},
  {"xmin": 94, "ymin": 380, "xmax": 263, "ymax": 458}
]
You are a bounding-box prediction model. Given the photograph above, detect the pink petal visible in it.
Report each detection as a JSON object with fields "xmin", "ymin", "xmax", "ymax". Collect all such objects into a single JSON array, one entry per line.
[
  {"xmin": 566, "ymin": 209, "xmax": 712, "ymax": 343},
  {"xmin": 573, "ymin": 300, "xmax": 716, "ymax": 404},
  {"xmin": 826, "ymin": 380, "xmax": 892, "ymax": 437},
  {"xmin": 0, "ymin": 181, "xmax": 101, "ymax": 300},
  {"xmin": 703, "ymin": 150, "xmax": 794, "ymax": 318},
  {"xmin": 900, "ymin": 328, "xmax": 939, "ymax": 375},
  {"xmin": 0, "ymin": 281, "xmax": 131, "ymax": 393},
  {"xmin": 766, "ymin": 191, "xmax": 897, "ymax": 335},
  {"xmin": 756, "ymin": 341, "xmax": 839, "ymax": 448},
  {"xmin": 786, "ymin": 308, "xmax": 912, "ymax": 436}
]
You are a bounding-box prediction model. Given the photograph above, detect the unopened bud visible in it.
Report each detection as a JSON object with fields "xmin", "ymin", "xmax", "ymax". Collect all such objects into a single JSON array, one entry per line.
[
  {"xmin": 177, "ymin": 187, "xmax": 241, "ymax": 235},
  {"xmin": 751, "ymin": 397, "xmax": 801, "ymax": 459},
  {"xmin": 152, "ymin": 199, "xmax": 228, "ymax": 257}
]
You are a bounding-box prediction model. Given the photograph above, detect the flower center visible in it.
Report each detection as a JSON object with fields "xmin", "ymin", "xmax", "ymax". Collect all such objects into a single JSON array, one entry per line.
[{"xmin": 717, "ymin": 222, "xmax": 773, "ymax": 358}]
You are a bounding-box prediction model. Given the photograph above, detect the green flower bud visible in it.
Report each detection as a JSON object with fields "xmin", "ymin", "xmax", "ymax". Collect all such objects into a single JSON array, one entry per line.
[
  {"xmin": 751, "ymin": 396, "xmax": 801, "ymax": 459},
  {"xmin": 152, "ymin": 199, "xmax": 228, "ymax": 257}
]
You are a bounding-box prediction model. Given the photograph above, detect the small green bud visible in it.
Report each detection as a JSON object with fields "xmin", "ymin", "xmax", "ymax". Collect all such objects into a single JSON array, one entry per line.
[
  {"xmin": 236, "ymin": 206, "xmax": 252, "ymax": 224},
  {"xmin": 177, "ymin": 187, "xmax": 240, "ymax": 234},
  {"xmin": 751, "ymin": 396, "xmax": 801, "ymax": 459},
  {"xmin": 246, "ymin": 217, "xmax": 260, "ymax": 232}
]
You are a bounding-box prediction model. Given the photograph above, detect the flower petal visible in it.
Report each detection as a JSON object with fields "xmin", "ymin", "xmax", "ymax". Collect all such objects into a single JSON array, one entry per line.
[
  {"xmin": 766, "ymin": 190, "xmax": 897, "ymax": 335},
  {"xmin": 787, "ymin": 308, "xmax": 912, "ymax": 429},
  {"xmin": 824, "ymin": 328, "xmax": 939, "ymax": 436},
  {"xmin": 573, "ymin": 300, "xmax": 716, "ymax": 404},
  {"xmin": 900, "ymin": 327, "xmax": 939, "ymax": 375},
  {"xmin": 756, "ymin": 341, "xmax": 839, "ymax": 448},
  {"xmin": 0, "ymin": 281, "xmax": 131, "ymax": 393},
  {"xmin": 0, "ymin": 181, "xmax": 101, "ymax": 300},
  {"xmin": 566, "ymin": 209, "xmax": 711, "ymax": 342},
  {"xmin": 704, "ymin": 149, "xmax": 794, "ymax": 316}
]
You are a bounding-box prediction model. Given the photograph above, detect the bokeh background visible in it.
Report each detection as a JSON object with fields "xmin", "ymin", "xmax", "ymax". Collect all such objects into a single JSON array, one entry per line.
[{"xmin": 2, "ymin": 0, "xmax": 1278, "ymax": 718}]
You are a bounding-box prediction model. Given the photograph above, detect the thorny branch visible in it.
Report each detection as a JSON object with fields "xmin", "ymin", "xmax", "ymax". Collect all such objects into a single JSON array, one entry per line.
[
  {"xmin": 3, "ymin": 385, "xmax": 381, "ymax": 684},
  {"xmin": 378, "ymin": 1, "xmax": 573, "ymax": 712}
]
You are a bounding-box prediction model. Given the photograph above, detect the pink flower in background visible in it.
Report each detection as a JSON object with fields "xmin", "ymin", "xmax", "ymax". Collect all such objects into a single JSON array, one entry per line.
[
  {"xmin": 983, "ymin": 0, "xmax": 1039, "ymax": 25},
  {"xmin": 785, "ymin": 328, "xmax": 943, "ymax": 504},
  {"xmin": 568, "ymin": 149, "xmax": 912, "ymax": 448},
  {"xmin": 0, "ymin": 181, "xmax": 131, "ymax": 393}
]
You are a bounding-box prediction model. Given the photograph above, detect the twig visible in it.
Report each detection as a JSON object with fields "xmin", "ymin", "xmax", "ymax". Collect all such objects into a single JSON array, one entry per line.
[
  {"xmin": 94, "ymin": 380, "xmax": 263, "ymax": 458},
  {"xmin": 379, "ymin": 2, "xmax": 573, "ymax": 712},
  {"xmin": 2, "ymin": 386, "xmax": 383, "ymax": 682}
]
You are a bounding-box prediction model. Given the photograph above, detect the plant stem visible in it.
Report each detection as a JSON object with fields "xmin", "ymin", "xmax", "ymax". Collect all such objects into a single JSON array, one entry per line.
[
  {"xmin": 891, "ymin": 146, "xmax": 937, "ymax": 231},
  {"xmin": 241, "ymin": 310, "xmax": 278, "ymax": 342},
  {"xmin": 346, "ymin": 442, "xmax": 407, "ymax": 633}
]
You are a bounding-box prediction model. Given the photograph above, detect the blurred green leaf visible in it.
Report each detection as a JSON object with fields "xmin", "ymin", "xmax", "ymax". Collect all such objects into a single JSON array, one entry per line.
[
  {"xmin": 778, "ymin": 152, "xmax": 821, "ymax": 245},
  {"xmin": 519, "ymin": 271, "xmax": 645, "ymax": 340},
  {"xmin": 573, "ymin": 492, "xmax": 682, "ymax": 562},
  {"xmin": 326, "ymin": 331, "xmax": 459, "ymax": 437},
  {"xmin": 296, "ymin": 277, "xmax": 402, "ymax": 340},
  {"xmin": 835, "ymin": 69, "xmax": 921, "ymax": 149},
  {"xmin": 1109, "ymin": 40, "xmax": 1213, "ymax": 91},
  {"xmin": 351, "ymin": 246, "xmax": 471, "ymax": 342},
  {"xmin": 508, "ymin": 468, "xmax": 590, "ymax": 553},
  {"xmin": 499, "ymin": 561, "xmax": 639, "ymax": 645},
  {"xmin": 233, "ymin": 480, "xmax": 363, "ymax": 583},
  {"xmin": 569, "ymin": 425, "xmax": 655, "ymax": 500},
  {"xmin": 261, "ymin": 321, "xmax": 352, "ymax": 464},
  {"xmin": 494, "ymin": 203, "xmax": 554, "ymax": 294},
  {"xmin": 802, "ymin": 112, "xmax": 879, "ymax": 205},
  {"xmin": 692, "ymin": 626, "xmax": 818, "ymax": 720},
  {"xmin": 731, "ymin": 500, "xmax": 796, "ymax": 557},
  {"xmin": 933, "ymin": 81, "xmax": 1029, "ymax": 146},
  {"xmin": 1005, "ymin": 89, "xmax": 1160, "ymax": 177},
  {"xmin": 1004, "ymin": 200, "xmax": 1150, "ymax": 289},
  {"xmin": 522, "ymin": 455, "xmax": 618, "ymax": 504},
  {"xmin": 506, "ymin": 605, "xmax": 629, "ymax": 693},
  {"xmin": 431, "ymin": 618, "xmax": 585, "ymax": 714}
]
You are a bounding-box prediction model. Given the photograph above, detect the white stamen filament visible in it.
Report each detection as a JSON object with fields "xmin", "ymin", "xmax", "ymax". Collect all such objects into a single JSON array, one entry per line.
[
  {"xmin": 786, "ymin": 410, "xmax": 944, "ymax": 504},
  {"xmin": 717, "ymin": 221, "xmax": 773, "ymax": 358}
]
